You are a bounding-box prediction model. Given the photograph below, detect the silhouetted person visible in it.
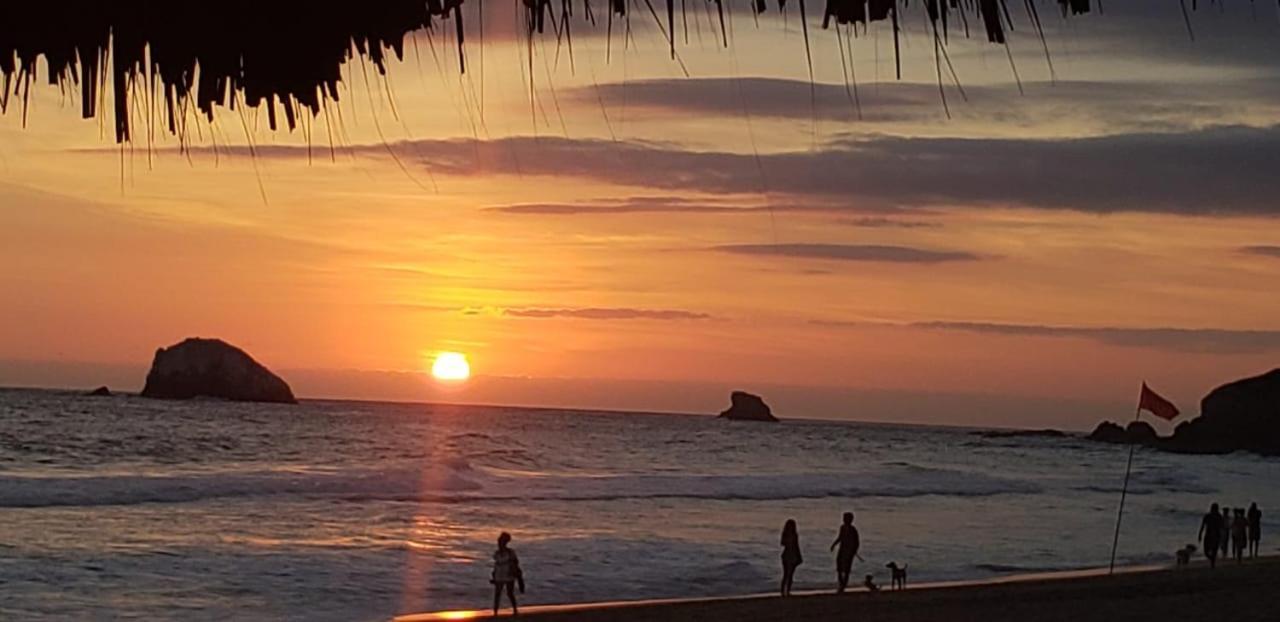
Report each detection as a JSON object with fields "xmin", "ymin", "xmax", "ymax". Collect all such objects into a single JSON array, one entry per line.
[
  {"xmin": 1248, "ymin": 503, "xmax": 1262, "ymax": 558},
  {"xmin": 1233, "ymin": 509, "xmax": 1248, "ymax": 563},
  {"xmin": 491, "ymin": 532, "xmax": 522, "ymax": 616},
  {"xmin": 1199, "ymin": 504, "xmax": 1223, "ymax": 568},
  {"xmin": 780, "ymin": 519, "xmax": 803, "ymax": 597},
  {"xmin": 1220, "ymin": 506, "xmax": 1232, "ymax": 558},
  {"xmin": 830, "ymin": 511, "xmax": 860, "ymax": 593}
]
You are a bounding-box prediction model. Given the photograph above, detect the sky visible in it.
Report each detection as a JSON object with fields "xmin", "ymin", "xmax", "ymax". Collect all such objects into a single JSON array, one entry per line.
[{"xmin": 2, "ymin": 3, "xmax": 1279, "ymax": 429}]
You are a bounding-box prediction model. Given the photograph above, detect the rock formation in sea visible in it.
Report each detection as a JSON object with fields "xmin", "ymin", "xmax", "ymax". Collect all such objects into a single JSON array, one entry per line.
[
  {"xmin": 718, "ymin": 391, "xmax": 778, "ymax": 422},
  {"xmin": 1087, "ymin": 369, "xmax": 1280, "ymax": 455},
  {"xmin": 1087, "ymin": 421, "xmax": 1158, "ymax": 445},
  {"xmin": 87, "ymin": 386, "xmax": 112, "ymax": 397},
  {"xmin": 140, "ymin": 338, "xmax": 296, "ymax": 404}
]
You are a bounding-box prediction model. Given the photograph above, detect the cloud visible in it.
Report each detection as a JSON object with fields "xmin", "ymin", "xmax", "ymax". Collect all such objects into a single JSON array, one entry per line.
[
  {"xmin": 485, "ymin": 195, "xmax": 871, "ymax": 216},
  {"xmin": 843, "ymin": 216, "xmax": 940, "ymax": 229},
  {"xmin": 813, "ymin": 319, "xmax": 1280, "ymax": 354},
  {"xmin": 487, "ymin": 196, "xmax": 768, "ymax": 215},
  {"xmin": 156, "ymin": 123, "xmax": 1280, "ymax": 216},
  {"xmin": 408, "ymin": 126, "xmax": 1280, "ymax": 215},
  {"xmin": 502, "ymin": 307, "xmax": 712, "ymax": 320},
  {"xmin": 574, "ymin": 75, "xmax": 1280, "ymax": 132},
  {"xmin": 1240, "ymin": 245, "xmax": 1280, "ymax": 258},
  {"xmin": 715, "ymin": 243, "xmax": 981, "ymax": 263}
]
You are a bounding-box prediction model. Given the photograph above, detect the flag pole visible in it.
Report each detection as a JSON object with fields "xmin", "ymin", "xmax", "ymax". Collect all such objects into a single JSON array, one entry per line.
[{"xmin": 1108, "ymin": 398, "xmax": 1145, "ymax": 574}]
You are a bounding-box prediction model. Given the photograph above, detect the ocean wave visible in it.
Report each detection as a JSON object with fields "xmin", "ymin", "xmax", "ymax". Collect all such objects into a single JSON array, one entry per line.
[
  {"xmin": 0, "ymin": 462, "xmax": 1041, "ymax": 509},
  {"xmin": 972, "ymin": 562, "xmax": 1079, "ymax": 574}
]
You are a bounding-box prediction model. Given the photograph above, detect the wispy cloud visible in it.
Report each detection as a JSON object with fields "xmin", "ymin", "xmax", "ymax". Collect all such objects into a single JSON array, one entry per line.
[
  {"xmin": 1240, "ymin": 245, "xmax": 1280, "ymax": 258},
  {"xmin": 812, "ymin": 319, "xmax": 1280, "ymax": 354},
  {"xmin": 843, "ymin": 217, "xmax": 941, "ymax": 229},
  {"xmin": 715, "ymin": 243, "xmax": 981, "ymax": 264},
  {"xmin": 152, "ymin": 124, "xmax": 1280, "ymax": 216},
  {"xmin": 575, "ymin": 76, "xmax": 1280, "ymax": 131},
  {"xmin": 502, "ymin": 307, "xmax": 713, "ymax": 320}
]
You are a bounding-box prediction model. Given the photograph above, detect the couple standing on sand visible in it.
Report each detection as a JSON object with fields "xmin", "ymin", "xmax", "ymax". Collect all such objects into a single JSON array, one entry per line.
[
  {"xmin": 780, "ymin": 511, "xmax": 861, "ymax": 597},
  {"xmin": 1199, "ymin": 502, "xmax": 1262, "ymax": 568}
]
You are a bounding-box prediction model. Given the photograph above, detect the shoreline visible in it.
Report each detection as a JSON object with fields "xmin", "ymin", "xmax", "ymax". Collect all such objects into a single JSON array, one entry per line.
[{"xmin": 395, "ymin": 556, "xmax": 1278, "ymax": 621}]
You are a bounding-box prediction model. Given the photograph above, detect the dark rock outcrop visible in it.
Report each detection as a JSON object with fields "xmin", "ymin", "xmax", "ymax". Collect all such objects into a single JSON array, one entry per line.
[
  {"xmin": 141, "ymin": 338, "xmax": 296, "ymax": 404},
  {"xmin": 1167, "ymin": 369, "xmax": 1280, "ymax": 455},
  {"xmin": 718, "ymin": 391, "xmax": 778, "ymax": 422},
  {"xmin": 87, "ymin": 386, "xmax": 112, "ymax": 397},
  {"xmin": 1086, "ymin": 369, "xmax": 1280, "ymax": 456}
]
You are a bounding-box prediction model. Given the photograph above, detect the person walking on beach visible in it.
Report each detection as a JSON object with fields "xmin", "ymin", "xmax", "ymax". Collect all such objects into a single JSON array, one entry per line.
[
  {"xmin": 491, "ymin": 532, "xmax": 523, "ymax": 616},
  {"xmin": 830, "ymin": 511, "xmax": 860, "ymax": 593},
  {"xmin": 1220, "ymin": 506, "xmax": 1232, "ymax": 559},
  {"xmin": 1199, "ymin": 503, "xmax": 1224, "ymax": 568},
  {"xmin": 1232, "ymin": 509, "xmax": 1248, "ymax": 563},
  {"xmin": 1248, "ymin": 503, "xmax": 1262, "ymax": 558},
  {"xmin": 780, "ymin": 519, "xmax": 803, "ymax": 597}
]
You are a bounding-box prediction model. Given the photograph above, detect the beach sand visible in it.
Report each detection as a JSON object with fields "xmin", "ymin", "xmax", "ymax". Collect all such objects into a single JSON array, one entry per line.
[{"xmin": 398, "ymin": 556, "xmax": 1280, "ymax": 621}]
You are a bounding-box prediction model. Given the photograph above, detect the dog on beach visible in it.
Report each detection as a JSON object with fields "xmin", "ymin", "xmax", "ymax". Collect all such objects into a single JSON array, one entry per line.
[
  {"xmin": 1175, "ymin": 544, "xmax": 1197, "ymax": 566},
  {"xmin": 885, "ymin": 562, "xmax": 907, "ymax": 590}
]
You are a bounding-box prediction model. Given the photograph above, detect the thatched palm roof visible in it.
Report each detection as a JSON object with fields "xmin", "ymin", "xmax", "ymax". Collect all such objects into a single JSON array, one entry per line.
[{"xmin": 0, "ymin": 1, "xmax": 1129, "ymax": 143}]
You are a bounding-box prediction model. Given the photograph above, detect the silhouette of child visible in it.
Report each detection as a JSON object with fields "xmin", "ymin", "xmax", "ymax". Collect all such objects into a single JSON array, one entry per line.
[
  {"xmin": 863, "ymin": 574, "xmax": 880, "ymax": 592},
  {"xmin": 830, "ymin": 511, "xmax": 860, "ymax": 593},
  {"xmin": 780, "ymin": 519, "xmax": 803, "ymax": 597},
  {"xmin": 491, "ymin": 532, "xmax": 522, "ymax": 616}
]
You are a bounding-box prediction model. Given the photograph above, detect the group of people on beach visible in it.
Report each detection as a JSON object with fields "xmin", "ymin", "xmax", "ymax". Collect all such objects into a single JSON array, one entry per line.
[
  {"xmin": 486, "ymin": 512, "xmax": 865, "ymax": 615},
  {"xmin": 1199, "ymin": 502, "xmax": 1263, "ymax": 567}
]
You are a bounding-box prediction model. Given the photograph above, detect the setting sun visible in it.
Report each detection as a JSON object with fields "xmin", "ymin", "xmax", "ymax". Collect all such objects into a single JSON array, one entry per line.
[{"xmin": 430, "ymin": 352, "xmax": 471, "ymax": 382}]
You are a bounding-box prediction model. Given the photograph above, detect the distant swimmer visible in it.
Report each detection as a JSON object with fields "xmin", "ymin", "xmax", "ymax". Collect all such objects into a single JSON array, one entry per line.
[
  {"xmin": 1248, "ymin": 503, "xmax": 1262, "ymax": 558},
  {"xmin": 830, "ymin": 511, "xmax": 860, "ymax": 593},
  {"xmin": 491, "ymin": 532, "xmax": 524, "ymax": 616},
  {"xmin": 780, "ymin": 519, "xmax": 803, "ymax": 597},
  {"xmin": 1199, "ymin": 503, "xmax": 1224, "ymax": 568}
]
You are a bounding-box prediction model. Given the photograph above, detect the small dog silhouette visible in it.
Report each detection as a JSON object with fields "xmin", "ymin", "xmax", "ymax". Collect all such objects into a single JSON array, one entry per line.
[
  {"xmin": 1175, "ymin": 544, "xmax": 1197, "ymax": 566},
  {"xmin": 885, "ymin": 562, "xmax": 907, "ymax": 590}
]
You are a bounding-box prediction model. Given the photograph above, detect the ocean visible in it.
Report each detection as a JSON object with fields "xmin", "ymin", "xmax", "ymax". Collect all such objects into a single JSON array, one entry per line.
[{"xmin": 1, "ymin": 388, "xmax": 1275, "ymax": 621}]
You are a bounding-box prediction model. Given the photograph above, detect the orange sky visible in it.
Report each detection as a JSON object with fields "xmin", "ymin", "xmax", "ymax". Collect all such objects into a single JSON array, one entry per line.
[{"xmin": 3, "ymin": 5, "xmax": 1279, "ymax": 429}]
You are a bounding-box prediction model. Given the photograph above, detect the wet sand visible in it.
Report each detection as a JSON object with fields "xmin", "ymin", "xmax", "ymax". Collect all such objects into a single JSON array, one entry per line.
[{"xmin": 397, "ymin": 555, "xmax": 1280, "ymax": 621}]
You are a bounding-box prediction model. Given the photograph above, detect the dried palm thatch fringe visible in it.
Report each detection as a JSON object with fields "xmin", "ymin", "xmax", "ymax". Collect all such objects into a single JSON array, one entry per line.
[{"xmin": 0, "ymin": 1, "xmax": 1199, "ymax": 144}]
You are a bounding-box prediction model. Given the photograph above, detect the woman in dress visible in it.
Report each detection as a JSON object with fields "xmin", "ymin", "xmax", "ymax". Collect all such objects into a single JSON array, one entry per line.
[{"xmin": 780, "ymin": 519, "xmax": 803, "ymax": 597}]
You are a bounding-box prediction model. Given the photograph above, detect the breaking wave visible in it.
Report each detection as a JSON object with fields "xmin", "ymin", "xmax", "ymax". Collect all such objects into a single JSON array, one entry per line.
[{"xmin": 0, "ymin": 461, "xmax": 1041, "ymax": 509}]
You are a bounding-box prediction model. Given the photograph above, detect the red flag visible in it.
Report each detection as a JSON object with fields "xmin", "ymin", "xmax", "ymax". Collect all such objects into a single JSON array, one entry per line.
[{"xmin": 1138, "ymin": 383, "xmax": 1180, "ymax": 421}]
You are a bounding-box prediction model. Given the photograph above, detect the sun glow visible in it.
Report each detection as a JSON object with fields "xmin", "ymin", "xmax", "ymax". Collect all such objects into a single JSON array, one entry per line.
[{"xmin": 430, "ymin": 352, "xmax": 471, "ymax": 382}]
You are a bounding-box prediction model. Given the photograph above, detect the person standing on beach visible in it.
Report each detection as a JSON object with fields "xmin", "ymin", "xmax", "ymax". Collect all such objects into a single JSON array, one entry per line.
[
  {"xmin": 1232, "ymin": 509, "xmax": 1248, "ymax": 563},
  {"xmin": 1220, "ymin": 506, "xmax": 1232, "ymax": 559},
  {"xmin": 780, "ymin": 519, "xmax": 803, "ymax": 597},
  {"xmin": 491, "ymin": 532, "xmax": 523, "ymax": 616},
  {"xmin": 830, "ymin": 511, "xmax": 860, "ymax": 593},
  {"xmin": 1199, "ymin": 503, "xmax": 1223, "ymax": 568},
  {"xmin": 1248, "ymin": 503, "xmax": 1262, "ymax": 558}
]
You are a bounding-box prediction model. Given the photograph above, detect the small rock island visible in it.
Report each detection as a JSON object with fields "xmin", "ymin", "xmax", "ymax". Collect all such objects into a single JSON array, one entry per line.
[
  {"xmin": 718, "ymin": 391, "xmax": 778, "ymax": 422},
  {"xmin": 141, "ymin": 338, "xmax": 296, "ymax": 404}
]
